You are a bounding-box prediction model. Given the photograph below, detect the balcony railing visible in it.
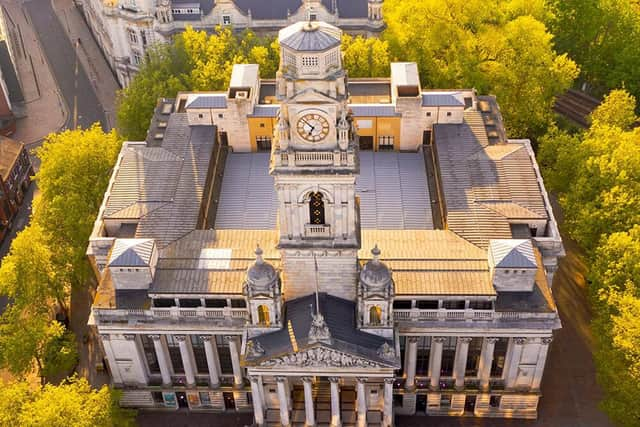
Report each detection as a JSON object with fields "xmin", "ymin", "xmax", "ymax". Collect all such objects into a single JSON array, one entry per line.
[
  {"xmin": 93, "ymin": 307, "xmax": 249, "ymax": 323},
  {"xmin": 304, "ymin": 223, "xmax": 331, "ymax": 239},
  {"xmin": 393, "ymin": 309, "xmax": 556, "ymax": 322}
]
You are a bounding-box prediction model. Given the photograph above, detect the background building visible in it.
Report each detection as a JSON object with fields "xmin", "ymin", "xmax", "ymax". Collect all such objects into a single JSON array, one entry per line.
[
  {"xmin": 78, "ymin": 0, "xmax": 384, "ymax": 86},
  {"xmin": 87, "ymin": 20, "xmax": 563, "ymax": 425},
  {"xmin": 0, "ymin": 137, "xmax": 33, "ymax": 242}
]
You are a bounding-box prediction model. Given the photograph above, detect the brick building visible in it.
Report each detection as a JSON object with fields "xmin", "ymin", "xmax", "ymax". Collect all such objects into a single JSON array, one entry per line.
[{"xmin": 0, "ymin": 137, "xmax": 33, "ymax": 242}]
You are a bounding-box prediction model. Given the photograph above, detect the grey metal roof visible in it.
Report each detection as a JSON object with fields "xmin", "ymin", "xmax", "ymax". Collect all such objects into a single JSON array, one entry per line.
[
  {"xmin": 108, "ymin": 239, "xmax": 154, "ymax": 267},
  {"xmin": 0, "ymin": 41, "xmax": 23, "ymax": 103},
  {"xmin": 214, "ymin": 153, "xmax": 278, "ymax": 229},
  {"xmin": 489, "ymin": 239, "xmax": 537, "ymax": 268},
  {"xmin": 245, "ymin": 293, "xmax": 399, "ymax": 368},
  {"xmin": 186, "ymin": 95, "xmax": 227, "ymax": 109},
  {"xmin": 322, "ymin": 0, "xmax": 368, "ymax": 19},
  {"xmin": 213, "ymin": 151, "xmax": 432, "ymax": 230},
  {"xmin": 233, "ymin": 0, "xmax": 302, "ymax": 19},
  {"xmin": 357, "ymin": 151, "xmax": 433, "ymax": 229},
  {"xmin": 250, "ymin": 105, "xmax": 279, "ymax": 117},
  {"xmin": 434, "ymin": 110, "xmax": 548, "ymax": 248},
  {"xmin": 103, "ymin": 114, "xmax": 216, "ymax": 247},
  {"xmin": 280, "ymin": 22, "xmax": 341, "ymax": 52},
  {"xmin": 422, "ymin": 93, "xmax": 464, "ymax": 107},
  {"xmin": 350, "ymin": 104, "xmax": 399, "ymax": 117}
]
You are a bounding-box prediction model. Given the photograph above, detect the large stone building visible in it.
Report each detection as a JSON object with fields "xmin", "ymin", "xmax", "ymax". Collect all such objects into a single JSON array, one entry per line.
[
  {"xmin": 87, "ymin": 20, "xmax": 563, "ymax": 426},
  {"xmin": 78, "ymin": 0, "xmax": 384, "ymax": 86},
  {"xmin": 0, "ymin": 137, "xmax": 33, "ymax": 242}
]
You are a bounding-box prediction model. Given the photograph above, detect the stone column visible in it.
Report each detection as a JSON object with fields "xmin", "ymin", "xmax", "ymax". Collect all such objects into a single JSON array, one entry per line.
[
  {"xmin": 226, "ymin": 335, "xmax": 244, "ymax": 387},
  {"xmin": 99, "ymin": 334, "xmax": 123, "ymax": 385},
  {"xmin": 531, "ymin": 337, "xmax": 553, "ymax": 390},
  {"xmin": 124, "ymin": 334, "xmax": 149, "ymax": 384},
  {"xmin": 404, "ymin": 337, "xmax": 418, "ymax": 391},
  {"xmin": 276, "ymin": 376, "xmax": 291, "ymax": 426},
  {"xmin": 150, "ymin": 334, "xmax": 172, "ymax": 386},
  {"xmin": 356, "ymin": 378, "xmax": 367, "ymax": 427},
  {"xmin": 453, "ymin": 337, "xmax": 472, "ymax": 390},
  {"xmin": 302, "ymin": 377, "xmax": 316, "ymax": 426},
  {"xmin": 505, "ymin": 337, "xmax": 527, "ymax": 388},
  {"xmin": 250, "ymin": 376, "xmax": 265, "ymax": 426},
  {"xmin": 200, "ymin": 335, "xmax": 220, "ymax": 388},
  {"xmin": 429, "ymin": 337, "xmax": 445, "ymax": 390},
  {"xmin": 329, "ymin": 377, "xmax": 341, "ymax": 427},
  {"xmin": 383, "ymin": 378, "xmax": 394, "ymax": 427},
  {"xmin": 175, "ymin": 335, "xmax": 196, "ymax": 386},
  {"xmin": 478, "ymin": 337, "xmax": 499, "ymax": 391}
]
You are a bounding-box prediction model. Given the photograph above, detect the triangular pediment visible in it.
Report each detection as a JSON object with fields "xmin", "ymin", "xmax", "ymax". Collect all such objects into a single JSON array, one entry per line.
[
  {"xmin": 256, "ymin": 344, "xmax": 397, "ymax": 369},
  {"xmin": 286, "ymin": 88, "xmax": 339, "ymax": 104}
]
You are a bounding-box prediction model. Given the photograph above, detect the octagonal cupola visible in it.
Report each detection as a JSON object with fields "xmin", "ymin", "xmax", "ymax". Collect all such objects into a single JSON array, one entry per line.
[
  {"xmin": 244, "ymin": 246, "xmax": 282, "ymax": 330},
  {"xmin": 358, "ymin": 245, "xmax": 394, "ymax": 336},
  {"xmin": 278, "ymin": 20, "xmax": 342, "ymax": 79}
]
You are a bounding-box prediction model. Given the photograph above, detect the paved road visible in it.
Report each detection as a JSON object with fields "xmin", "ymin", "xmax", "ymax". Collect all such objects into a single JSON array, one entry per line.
[{"xmin": 24, "ymin": 0, "xmax": 107, "ymax": 130}]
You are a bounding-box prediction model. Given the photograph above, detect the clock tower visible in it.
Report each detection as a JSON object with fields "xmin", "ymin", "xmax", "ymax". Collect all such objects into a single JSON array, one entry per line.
[{"xmin": 271, "ymin": 21, "xmax": 360, "ymax": 301}]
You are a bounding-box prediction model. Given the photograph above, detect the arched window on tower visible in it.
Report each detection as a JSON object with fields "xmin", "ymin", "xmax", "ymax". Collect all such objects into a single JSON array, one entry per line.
[
  {"xmin": 369, "ymin": 306, "xmax": 382, "ymax": 325},
  {"xmin": 309, "ymin": 192, "xmax": 326, "ymax": 225},
  {"xmin": 257, "ymin": 305, "xmax": 270, "ymax": 326}
]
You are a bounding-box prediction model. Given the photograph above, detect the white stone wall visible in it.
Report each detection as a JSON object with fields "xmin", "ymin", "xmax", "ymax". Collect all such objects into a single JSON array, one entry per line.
[{"xmin": 491, "ymin": 267, "xmax": 537, "ymax": 292}]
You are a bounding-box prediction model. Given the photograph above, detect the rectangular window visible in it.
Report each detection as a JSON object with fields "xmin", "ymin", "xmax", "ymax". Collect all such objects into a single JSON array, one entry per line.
[
  {"xmin": 190, "ymin": 336, "xmax": 209, "ymax": 375},
  {"xmin": 215, "ymin": 336, "xmax": 233, "ymax": 375},
  {"xmin": 491, "ymin": 338, "xmax": 509, "ymax": 377},
  {"xmin": 153, "ymin": 298, "xmax": 176, "ymax": 308},
  {"xmin": 127, "ymin": 28, "xmax": 138, "ymax": 44},
  {"xmin": 205, "ymin": 299, "xmax": 227, "ymax": 308},
  {"xmin": 132, "ymin": 51, "xmax": 142, "ymax": 66},
  {"xmin": 446, "ymin": 111, "xmax": 452, "ymax": 117},
  {"xmin": 179, "ymin": 298, "xmax": 201, "ymax": 308},
  {"xmin": 256, "ymin": 136, "xmax": 271, "ymax": 151},
  {"xmin": 442, "ymin": 300, "xmax": 465, "ymax": 310},
  {"xmin": 309, "ymin": 13, "xmax": 317, "ymax": 21},
  {"xmin": 393, "ymin": 300, "xmax": 412, "ymax": 310},
  {"xmin": 141, "ymin": 335, "xmax": 160, "ymax": 374},
  {"xmin": 416, "ymin": 336, "xmax": 431, "ymax": 376},
  {"xmin": 165, "ymin": 335, "xmax": 184, "ymax": 374},
  {"xmin": 222, "ymin": 15, "xmax": 231, "ymax": 25},
  {"xmin": 465, "ymin": 337, "xmax": 483, "ymax": 377},
  {"xmin": 469, "ymin": 300, "xmax": 492, "ymax": 310},
  {"xmin": 302, "ymin": 56, "xmax": 319, "ymax": 67},
  {"xmin": 140, "ymin": 30, "xmax": 147, "ymax": 46},
  {"xmin": 426, "ymin": 111, "xmax": 432, "ymax": 117},
  {"xmin": 378, "ymin": 136, "xmax": 394, "ymax": 150},
  {"xmin": 230, "ymin": 299, "xmax": 247, "ymax": 308},
  {"xmin": 416, "ymin": 300, "xmax": 438, "ymax": 309},
  {"xmin": 440, "ymin": 337, "xmax": 457, "ymax": 377}
]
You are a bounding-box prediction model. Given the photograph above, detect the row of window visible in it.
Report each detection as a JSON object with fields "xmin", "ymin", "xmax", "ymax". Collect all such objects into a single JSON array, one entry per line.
[
  {"xmin": 127, "ymin": 28, "xmax": 147, "ymax": 46},
  {"xmin": 152, "ymin": 298, "xmax": 246, "ymax": 309},
  {"xmin": 141, "ymin": 335, "xmax": 234, "ymax": 376},
  {"xmin": 398, "ymin": 336, "xmax": 508, "ymax": 379},
  {"xmin": 425, "ymin": 111, "xmax": 453, "ymax": 118},
  {"xmin": 393, "ymin": 299, "xmax": 494, "ymax": 310}
]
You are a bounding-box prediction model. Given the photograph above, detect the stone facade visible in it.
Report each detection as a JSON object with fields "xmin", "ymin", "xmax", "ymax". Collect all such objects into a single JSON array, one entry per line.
[{"xmin": 87, "ymin": 20, "xmax": 563, "ymax": 425}]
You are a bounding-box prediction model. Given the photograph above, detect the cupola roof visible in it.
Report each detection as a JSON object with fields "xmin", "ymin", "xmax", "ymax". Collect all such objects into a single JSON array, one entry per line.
[
  {"xmin": 279, "ymin": 21, "xmax": 341, "ymax": 52},
  {"xmin": 360, "ymin": 245, "xmax": 392, "ymax": 289}
]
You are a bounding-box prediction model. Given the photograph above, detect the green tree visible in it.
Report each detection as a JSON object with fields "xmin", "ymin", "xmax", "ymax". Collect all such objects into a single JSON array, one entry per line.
[
  {"xmin": 0, "ymin": 377, "xmax": 135, "ymax": 427},
  {"xmin": 549, "ymin": 0, "xmax": 640, "ymax": 101},
  {"xmin": 589, "ymin": 89, "xmax": 638, "ymax": 130},
  {"xmin": 382, "ymin": 0, "xmax": 578, "ymax": 138},
  {"xmin": 117, "ymin": 26, "xmax": 279, "ymax": 140},
  {"xmin": 34, "ymin": 125, "xmax": 122, "ymax": 289},
  {"xmin": 341, "ymin": 34, "xmax": 390, "ymax": 77}
]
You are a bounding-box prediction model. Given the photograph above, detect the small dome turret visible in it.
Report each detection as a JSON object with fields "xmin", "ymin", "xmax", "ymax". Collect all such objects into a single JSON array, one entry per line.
[
  {"xmin": 359, "ymin": 245, "xmax": 392, "ymax": 290},
  {"xmin": 245, "ymin": 246, "xmax": 278, "ymax": 292}
]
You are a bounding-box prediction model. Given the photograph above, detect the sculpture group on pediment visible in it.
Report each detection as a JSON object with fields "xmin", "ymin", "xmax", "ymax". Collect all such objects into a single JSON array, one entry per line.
[{"xmin": 261, "ymin": 346, "xmax": 381, "ymax": 368}]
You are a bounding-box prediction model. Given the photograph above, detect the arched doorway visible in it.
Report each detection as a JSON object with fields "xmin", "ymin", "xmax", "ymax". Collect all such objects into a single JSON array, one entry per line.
[
  {"xmin": 258, "ymin": 305, "xmax": 270, "ymax": 326},
  {"xmin": 369, "ymin": 306, "xmax": 382, "ymax": 325}
]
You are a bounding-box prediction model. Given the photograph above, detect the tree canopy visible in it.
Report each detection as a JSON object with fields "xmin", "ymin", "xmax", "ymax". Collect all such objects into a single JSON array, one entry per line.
[
  {"xmin": 539, "ymin": 89, "xmax": 640, "ymax": 426},
  {"xmin": 382, "ymin": 0, "xmax": 578, "ymax": 138},
  {"xmin": 0, "ymin": 377, "xmax": 135, "ymax": 427}
]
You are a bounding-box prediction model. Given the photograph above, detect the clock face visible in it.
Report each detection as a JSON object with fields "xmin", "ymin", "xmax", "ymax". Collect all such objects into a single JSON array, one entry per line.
[{"xmin": 296, "ymin": 113, "xmax": 330, "ymax": 143}]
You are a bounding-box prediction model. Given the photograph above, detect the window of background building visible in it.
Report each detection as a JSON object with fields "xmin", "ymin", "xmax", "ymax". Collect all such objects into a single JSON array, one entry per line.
[
  {"xmin": 416, "ymin": 336, "xmax": 431, "ymax": 376},
  {"xmin": 141, "ymin": 30, "xmax": 147, "ymax": 46},
  {"xmin": 165, "ymin": 335, "xmax": 185, "ymax": 374},
  {"xmin": 128, "ymin": 28, "xmax": 138, "ymax": 44},
  {"xmin": 141, "ymin": 335, "xmax": 160, "ymax": 374},
  {"xmin": 222, "ymin": 15, "xmax": 231, "ymax": 25},
  {"xmin": 491, "ymin": 338, "xmax": 509, "ymax": 377},
  {"xmin": 465, "ymin": 337, "xmax": 483, "ymax": 376},
  {"xmin": 132, "ymin": 51, "xmax": 142, "ymax": 66},
  {"xmin": 440, "ymin": 337, "xmax": 457, "ymax": 376}
]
